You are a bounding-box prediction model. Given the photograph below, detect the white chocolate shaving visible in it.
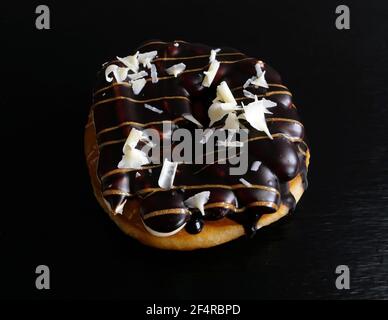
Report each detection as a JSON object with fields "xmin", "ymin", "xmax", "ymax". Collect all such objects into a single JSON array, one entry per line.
[
  {"xmin": 138, "ymin": 51, "xmax": 158, "ymax": 68},
  {"xmin": 243, "ymin": 77, "xmax": 253, "ymax": 88},
  {"xmin": 122, "ymin": 128, "xmax": 152, "ymax": 152},
  {"xmin": 208, "ymin": 82, "xmax": 240, "ymax": 130},
  {"xmin": 242, "ymin": 96, "xmax": 277, "ymax": 139},
  {"xmin": 117, "ymin": 52, "xmax": 139, "ymax": 73},
  {"xmin": 250, "ymin": 161, "xmax": 262, "ymax": 171},
  {"xmin": 216, "ymin": 81, "xmax": 236, "ymax": 104},
  {"xmin": 262, "ymin": 97, "xmax": 277, "ymax": 111},
  {"xmin": 158, "ymin": 159, "xmax": 178, "ymax": 190},
  {"xmin": 135, "ymin": 172, "xmax": 141, "ymax": 178},
  {"xmin": 150, "ymin": 64, "xmax": 158, "ymax": 83},
  {"xmin": 250, "ymin": 71, "xmax": 268, "ymax": 88},
  {"xmin": 105, "ymin": 65, "xmax": 117, "ymax": 82},
  {"xmin": 123, "ymin": 128, "xmax": 154, "ymax": 153},
  {"xmin": 183, "ymin": 113, "xmax": 203, "ymax": 128},
  {"xmin": 202, "ymin": 60, "xmax": 220, "ymax": 87},
  {"xmin": 105, "ymin": 65, "xmax": 129, "ymax": 82},
  {"xmin": 144, "ymin": 103, "xmax": 163, "ymax": 114},
  {"xmin": 223, "ymin": 112, "xmax": 240, "ymax": 130},
  {"xmin": 118, "ymin": 129, "xmax": 151, "ymax": 169},
  {"xmin": 118, "ymin": 148, "xmax": 150, "ymax": 169},
  {"xmin": 116, "ymin": 67, "xmax": 130, "ymax": 82},
  {"xmin": 128, "ymin": 70, "xmax": 148, "ymax": 81},
  {"xmin": 184, "ymin": 191, "xmax": 211, "ymax": 215},
  {"xmin": 239, "ymin": 178, "xmax": 252, "ymax": 187},
  {"xmin": 174, "ymin": 42, "xmax": 179, "ymax": 47},
  {"xmin": 122, "ymin": 128, "xmax": 145, "ymax": 149},
  {"xmin": 208, "ymin": 102, "xmax": 241, "ymax": 126},
  {"xmin": 242, "ymin": 63, "xmax": 268, "ymax": 89},
  {"xmin": 166, "ymin": 63, "xmax": 186, "ymax": 77},
  {"xmin": 131, "ymin": 78, "xmax": 146, "ymax": 95},
  {"xmin": 255, "ymin": 63, "xmax": 264, "ymax": 77},
  {"xmin": 209, "ymin": 48, "xmax": 221, "ymax": 63},
  {"xmin": 243, "ymin": 89, "xmax": 256, "ymax": 99}
]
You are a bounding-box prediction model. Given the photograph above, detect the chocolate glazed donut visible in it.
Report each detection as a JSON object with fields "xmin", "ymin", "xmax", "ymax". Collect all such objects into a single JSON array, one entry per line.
[{"xmin": 84, "ymin": 40, "xmax": 310, "ymax": 250}]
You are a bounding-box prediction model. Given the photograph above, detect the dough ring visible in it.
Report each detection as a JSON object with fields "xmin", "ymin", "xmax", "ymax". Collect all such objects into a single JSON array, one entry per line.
[{"xmin": 85, "ymin": 40, "xmax": 310, "ymax": 250}]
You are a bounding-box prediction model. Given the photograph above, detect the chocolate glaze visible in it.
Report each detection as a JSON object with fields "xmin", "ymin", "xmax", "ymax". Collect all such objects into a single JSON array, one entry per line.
[
  {"xmin": 185, "ymin": 211, "xmax": 204, "ymax": 234},
  {"xmin": 91, "ymin": 40, "xmax": 309, "ymax": 236}
]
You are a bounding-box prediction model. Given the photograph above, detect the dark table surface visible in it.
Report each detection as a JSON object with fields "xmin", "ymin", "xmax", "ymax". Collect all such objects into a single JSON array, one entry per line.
[{"xmin": 1, "ymin": 0, "xmax": 388, "ymax": 299}]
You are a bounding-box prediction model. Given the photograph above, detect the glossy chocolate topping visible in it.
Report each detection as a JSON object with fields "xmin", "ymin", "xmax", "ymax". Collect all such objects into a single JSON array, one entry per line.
[{"xmin": 91, "ymin": 40, "xmax": 309, "ymax": 236}]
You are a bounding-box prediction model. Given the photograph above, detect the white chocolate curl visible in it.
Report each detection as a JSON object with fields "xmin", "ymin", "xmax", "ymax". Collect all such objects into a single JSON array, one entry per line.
[
  {"xmin": 158, "ymin": 159, "xmax": 178, "ymax": 190},
  {"xmin": 243, "ymin": 62, "xmax": 269, "ymax": 89},
  {"xmin": 241, "ymin": 97, "xmax": 277, "ymax": 139},
  {"xmin": 202, "ymin": 48, "xmax": 221, "ymax": 87},
  {"xmin": 216, "ymin": 81, "xmax": 237, "ymax": 104},
  {"xmin": 131, "ymin": 78, "xmax": 146, "ymax": 95},
  {"xmin": 117, "ymin": 51, "xmax": 139, "ymax": 73},
  {"xmin": 208, "ymin": 102, "xmax": 241, "ymax": 127},
  {"xmin": 105, "ymin": 65, "xmax": 129, "ymax": 82},
  {"xmin": 117, "ymin": 129, "xmax": 151, "ymax": 169},
  {"xmin": 166, "ymin": 63, "xmax": 186, "ymax": 77},
  {"xmin": 202, "ymin": 60, "xmax": 220, "ymax": 87},
  {"xmin": 138, "ymin": 51, "xmax": 157, "ymax": 68},
  {"xmin": 184, "ymin": 191, "xmax": 211, "ymax": 215}
]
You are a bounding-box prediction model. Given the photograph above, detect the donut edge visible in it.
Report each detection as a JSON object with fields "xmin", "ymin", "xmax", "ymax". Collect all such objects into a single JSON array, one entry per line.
[{"xmin": 84, "ymin": 111, "xmax": 310, "ymax": 250}]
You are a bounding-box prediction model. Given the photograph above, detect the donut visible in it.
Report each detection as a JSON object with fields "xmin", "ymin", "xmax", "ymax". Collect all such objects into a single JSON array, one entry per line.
[{"xmin": 84, "ymin": 40, "xmax": 310, "ymax": 250}]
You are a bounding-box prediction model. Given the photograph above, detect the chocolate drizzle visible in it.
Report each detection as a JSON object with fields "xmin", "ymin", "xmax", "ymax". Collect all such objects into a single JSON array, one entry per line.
[{"xmin": 91, "ymin": 40, "xmax": 309, "ymax": 237}]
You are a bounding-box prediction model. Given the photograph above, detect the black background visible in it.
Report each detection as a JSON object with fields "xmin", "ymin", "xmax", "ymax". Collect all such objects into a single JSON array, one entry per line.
[{"xmin": 1, "ymin": 0, "xmax": 388, "ymax": 300}]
